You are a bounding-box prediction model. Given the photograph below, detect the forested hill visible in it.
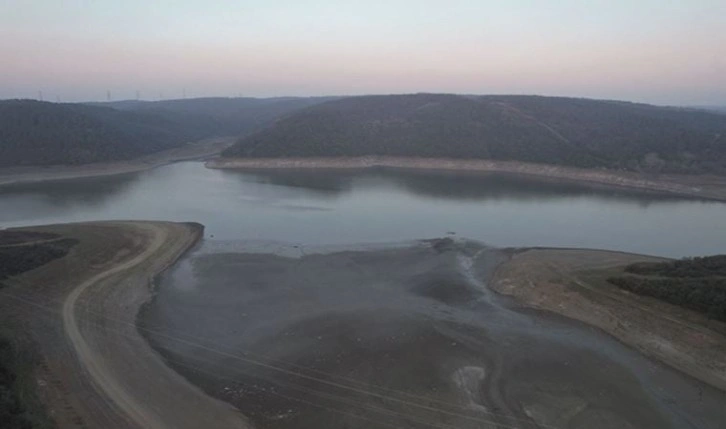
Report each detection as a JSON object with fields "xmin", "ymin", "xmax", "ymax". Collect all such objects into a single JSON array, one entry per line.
[
  {"xmin": 0, "ymin": 100, "xmax": 208, "ymax": 166},
  {"xmin": 0, "ymin": 97, "xmax": 332, "ymax": 167},
  {"xmin": 223, "ymin": 94, "xmax": 726, "ymax": 174}
]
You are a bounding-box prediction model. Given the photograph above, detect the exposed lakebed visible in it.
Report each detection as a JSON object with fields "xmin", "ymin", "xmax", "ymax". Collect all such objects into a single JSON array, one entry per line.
[{"xmin": 140, "ymin": 238, "xmax": 725, "ymax": 429}]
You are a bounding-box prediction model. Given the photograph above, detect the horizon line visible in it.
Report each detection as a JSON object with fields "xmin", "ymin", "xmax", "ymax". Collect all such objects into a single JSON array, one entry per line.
[{"xmin": 2, "ymin": 92, "xmax": 725, "ymax": 109}]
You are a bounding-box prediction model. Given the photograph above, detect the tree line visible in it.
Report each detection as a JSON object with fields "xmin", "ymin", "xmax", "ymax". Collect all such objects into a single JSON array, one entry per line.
[{"xmin": 609, "ymin": 255, "xmax": 726, "ymax": 322}]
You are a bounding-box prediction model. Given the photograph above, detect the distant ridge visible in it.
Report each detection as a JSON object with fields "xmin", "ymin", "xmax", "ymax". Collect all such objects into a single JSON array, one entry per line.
[
  {"xmin": 0, "ymin": 100, "xmax": 200, "ymax": 166},
  {"xmin": 0, "ymin": 97, "xmax": 332, "ymax": 167},
  {"xmin": 222, "ymin": 94, "xmax": 726, "ymax": 174},
  {"xmin": 691, "ymin": 105, "xmax": 726, "ymax": 115},
  {"xmin": 87, "ymin": 96, "xmax": 338, "ymax": 137}
]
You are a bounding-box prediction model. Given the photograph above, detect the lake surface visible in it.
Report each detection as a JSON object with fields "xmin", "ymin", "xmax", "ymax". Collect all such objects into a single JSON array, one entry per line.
[{"xmin": 1, "ymin": 161, "xmax": 726, "ymax": 257}]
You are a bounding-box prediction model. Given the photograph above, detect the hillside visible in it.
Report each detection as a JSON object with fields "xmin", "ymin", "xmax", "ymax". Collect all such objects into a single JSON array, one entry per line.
[
  {"xmin": 0, "ymin": 97, "xmax": 331, "ymax": 167},
  {"xmin": 0, "ymin": 100, "xmax": 210, "ymax": 166},
  {"xmin": 223, "ymin": 94, "xmax": 726, "ymax": 174}
]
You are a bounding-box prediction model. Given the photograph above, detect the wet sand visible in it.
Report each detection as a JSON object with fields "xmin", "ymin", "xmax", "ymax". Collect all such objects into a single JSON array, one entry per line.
[{"xmin": 142, "ymin": 238, "xmax": 726, "ymax": 429}]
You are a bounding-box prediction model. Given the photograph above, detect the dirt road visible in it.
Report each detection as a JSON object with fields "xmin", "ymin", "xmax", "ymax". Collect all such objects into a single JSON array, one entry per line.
[{"xmin": 0, "ymin": 221, "xmax": 250, "ymax": 429}]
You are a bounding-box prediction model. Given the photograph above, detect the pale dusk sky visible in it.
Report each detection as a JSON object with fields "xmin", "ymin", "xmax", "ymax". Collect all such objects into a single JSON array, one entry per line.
[{"xmin": 1, "ymin": 0, "xmax": 724, "ymax": 104}]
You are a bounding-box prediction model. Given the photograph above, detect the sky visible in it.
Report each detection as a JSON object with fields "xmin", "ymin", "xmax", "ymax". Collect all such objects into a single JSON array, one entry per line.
[{"xmin": 1, "ymin": 0, "xmax": 724, "ymax": 105}]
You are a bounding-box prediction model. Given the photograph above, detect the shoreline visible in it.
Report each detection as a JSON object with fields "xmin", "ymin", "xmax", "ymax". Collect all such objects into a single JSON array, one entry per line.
[
  {"xmin": 207, "ymin": 156, "xmax": 726, "ymax": 201},
  {"xmin": 0, "ymin": 137, "xmax": 235, "ymax": 188},
  {"xmin": 0, "ymin": 221, "xmax": 249, "ymax": 429},
  {"xmin": 490, "ymin": 248, "xmax": 726, "ymax": 392}
]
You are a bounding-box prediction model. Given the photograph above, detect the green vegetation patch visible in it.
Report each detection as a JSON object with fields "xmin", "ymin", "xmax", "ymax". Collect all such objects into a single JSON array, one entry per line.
[
  {"xmin": 0, "ymin": 335, "xmax": 53, "ymax": 429},
  {"xmin": 625, "ymin": 255, "xmax": 726, "ymax": 278},
  {"xmin": 0, "ymin": 238, "xmax": 78, "ymax": 281},
  {"xmin": 608, "ymin": 255, "xmax": 726, "ymax": 321}
]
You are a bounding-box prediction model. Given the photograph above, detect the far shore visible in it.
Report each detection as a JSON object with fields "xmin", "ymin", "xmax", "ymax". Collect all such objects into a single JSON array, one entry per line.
[
  {"xmin": 0, "ymin": 137, "xmax": 235, "ymax": 188},
  {"xmin": 207, "ymin": 156, "xmax": 726, "ymax": 201}
]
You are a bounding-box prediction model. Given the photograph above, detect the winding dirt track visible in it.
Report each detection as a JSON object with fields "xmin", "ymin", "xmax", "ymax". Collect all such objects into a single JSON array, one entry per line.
[{"xmin": 2, "ymin": 221, "xmax": 250, "ymax": 429}]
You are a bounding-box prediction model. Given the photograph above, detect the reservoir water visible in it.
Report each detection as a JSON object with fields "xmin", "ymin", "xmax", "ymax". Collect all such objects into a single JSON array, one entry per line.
[{"xmin": 1, "ymin": 161, "xmax": 726, "ymax": 257}]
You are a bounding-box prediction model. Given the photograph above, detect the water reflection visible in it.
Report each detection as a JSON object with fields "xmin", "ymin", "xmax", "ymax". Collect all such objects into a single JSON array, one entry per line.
[
  {"xmin": 0, "ymin": 162, "xmax": 724, "ymax": 257},
  {"xmin": 0, "ymin": 173, "xmax": 140, "ymax": 223},
  {"xmin": 0, "ymin": 173, "xmax": 139, "ymax": 205},
  {"xmin": 227, "ymin": 168, "xmax": 690, "ymax": 205},
  {"xmin": 223, "ymin": 169, "xmax": 354, "ymax": 197}
]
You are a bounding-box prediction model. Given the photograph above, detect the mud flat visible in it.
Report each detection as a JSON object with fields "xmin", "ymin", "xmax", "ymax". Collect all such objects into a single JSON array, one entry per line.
[
  {"xmin": 207, "ymin": 156, "xmax": 726, "ymax": 201},
  {"xmin": 0, "ymin": 137, "xmax": 234, "ymax": 187},
  {"xmin": 491, "ymin": 248, "xmax": 726, "ymax": 392},
  {"xmin": 0, "ymin": 221, "xmax": 249, "ymax": 429},
  {"xmin": 142, "ymin": 238, "xmax": 726, "ymax": 429}
]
